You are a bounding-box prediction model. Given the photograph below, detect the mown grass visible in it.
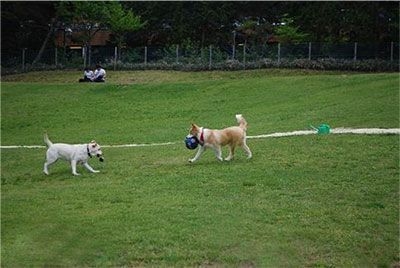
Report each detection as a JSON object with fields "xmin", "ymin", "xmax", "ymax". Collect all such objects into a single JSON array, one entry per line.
[
  {"xmin": 1, "ymin": 70, "xmax": 397, "ymax": 145},
  {"xmin": 1, "ymin": 70, "xmax": 399, "ymax": 267}
]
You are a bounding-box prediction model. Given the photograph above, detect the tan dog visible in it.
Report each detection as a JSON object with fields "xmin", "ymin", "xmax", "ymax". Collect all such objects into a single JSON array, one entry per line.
[{"xmin": 189, "ymin": 114, "xmax": 252, "ymax": 163}]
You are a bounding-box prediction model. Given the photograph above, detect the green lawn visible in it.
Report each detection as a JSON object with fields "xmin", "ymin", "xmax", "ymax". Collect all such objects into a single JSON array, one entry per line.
[{"xmin": 1, "ymin": 70, "xmax": 399, "ymax": 267}]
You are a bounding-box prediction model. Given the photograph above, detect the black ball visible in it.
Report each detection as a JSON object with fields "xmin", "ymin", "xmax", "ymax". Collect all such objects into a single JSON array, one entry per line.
[{"xmin": 185, "ymin": 135, "xmax": 199, "ymax": 150}]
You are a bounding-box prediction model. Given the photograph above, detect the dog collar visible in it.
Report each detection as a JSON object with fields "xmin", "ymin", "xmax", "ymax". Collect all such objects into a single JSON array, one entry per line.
[
  {"xmin": 87, "ymin": 145, "xmax": 92, "ymax": 158},
  {"xmin": 199, "ymin": 128, "xmax": 205, "ymax": 146}
]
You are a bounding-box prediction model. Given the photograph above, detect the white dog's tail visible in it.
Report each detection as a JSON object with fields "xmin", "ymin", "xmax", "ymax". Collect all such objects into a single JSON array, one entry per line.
[
  {"xmin": 44, "ymin": 132, "xmax": 53, "ymax": 147},
  {"xmin": 236, "ymin": 114, "xmax": 248, "ymax": 131}
]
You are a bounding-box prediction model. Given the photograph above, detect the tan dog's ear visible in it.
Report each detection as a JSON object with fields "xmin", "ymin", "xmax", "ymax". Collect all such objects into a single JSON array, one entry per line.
[
  {"xmin": 189, "ymin": 123, "xmax": 197, "ymax": 135},
  {"xmin": 191, "ymin": 124, "xmax": 200, "ymax": 132}
]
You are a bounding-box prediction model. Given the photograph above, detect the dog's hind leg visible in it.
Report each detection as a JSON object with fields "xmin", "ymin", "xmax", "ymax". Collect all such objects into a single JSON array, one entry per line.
[
  {"xmin": 43, "ymin": 152, "xmax": 57, "ymax": 175},
  {"xmin": 43, "ymin": 162, "xmax": 53, "ymax": 175},
  {"xmin": 225, "ymin": 145, "xmax": 235, "ymax": 161}
]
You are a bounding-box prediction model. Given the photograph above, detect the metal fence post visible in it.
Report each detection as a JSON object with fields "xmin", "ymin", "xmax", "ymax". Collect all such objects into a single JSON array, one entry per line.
[
  {"xmin": 308, "ymin": 42, "xmax": 312, "ymax": 60},
  {"xmin": 176, "ymin": 44, "xmax": 179, "ymax": 63},
  {"xmin": 144, "ymin": 46, "xmax": 148, "ymax": 65},
  {"xmin": 232, "ymin": 31, "xmax": 236, "ymax": 60},
  {"xmin": 87, "ymin": 45, "xmax": 91, "ymax": 67},
  {"xmin": 209, "ymin": 45, "xmax": 212, "ymax": 70},
  {"xmin": 55, "ymin": 48, "xmax": 58, "ymax": 66},
  {"xmin": 22, "ymin": 48, "xmax": 26, "ymax": 72},
  {"xmin": 114, "ymin": 46, "xmax": 117, "ymax": 71},
  {"xmin": 278, "ymin": 43, "xmax": 281, "ymax": 65},
  {"xmin": 83, "ymin": 46, "xmax": 86, "ymax": 68},
  {"xmin": 243, "ymin": 41, "xmax": 246, "ymax": 69},
  {"xmin": 390, "ymin": 42, "xmax": 394, "ymax": 62},
  {"xmin": 353, "ymin": 42, "xmax": 358, "ymax": 61}
]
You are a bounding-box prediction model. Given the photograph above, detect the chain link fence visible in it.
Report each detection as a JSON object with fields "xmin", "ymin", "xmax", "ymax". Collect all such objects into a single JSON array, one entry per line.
[{"xmin": 1, "ymin": 42, "xmax": 398, "ymax": 74}]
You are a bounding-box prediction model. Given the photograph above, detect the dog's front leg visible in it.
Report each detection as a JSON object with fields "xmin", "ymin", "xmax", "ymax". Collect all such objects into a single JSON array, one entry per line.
[
  {"xmin": 242, "ymin": 142, "xmax": 252, "ymax": 159},
  {"xmin": 213, "ymin": 146, "xmax": 223, "ymax": 161},
  {"xmin": 83, "ymin": 162, "xmax": 100, "ymax": 173},
  {"xmin": 71, "ymin": 160, "xmax": 81, "ymax": 176},
  {"xmin": 189, "ymin": 146, "xmax": 205, "ymax": 163}
]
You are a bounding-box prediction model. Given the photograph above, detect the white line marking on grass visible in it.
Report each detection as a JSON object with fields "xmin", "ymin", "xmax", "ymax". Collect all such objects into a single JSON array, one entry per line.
[
  {"xmin": 0, "ymin": 142, "xmax": 178, "ymax": 149},
  {"xmin": 330, "ymin": 128, "xmax": 400, "ymax": 135},
  {"xmin": 1, "ymin": 128, "xmax": 399, "ymax": 149},
  {"xmin": 1, "ymin": 145, "xmax": 46, "ymax": 149},
  {"xmin": 248, "ymin": 130, "xmax": 315, "ymax": 139},
  {"xmin": 248, "ymin": 128, "xmax": 400, "ymax": 139},
  {"xmin": 102, "ymin": 142, "xmax": 178, "ymax": 148}
]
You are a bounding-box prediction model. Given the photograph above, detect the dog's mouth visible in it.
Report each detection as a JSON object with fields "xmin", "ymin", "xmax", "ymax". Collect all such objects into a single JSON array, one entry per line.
[{"xmin": 97, "ymin": 154, "xmax": 104, "ymax": 162}]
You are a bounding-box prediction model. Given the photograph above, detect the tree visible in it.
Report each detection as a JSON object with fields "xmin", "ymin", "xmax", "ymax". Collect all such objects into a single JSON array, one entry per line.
[
  {"xmin": 1, "ymin": 1, "xmax": 56, "ymax": 62},
  {"xmin": 2, "ymin": 1, "xmax": 398, "ymax": 63},
  {"xmin": 107, "ymin": 2, "xmax": 144, "ymax": 55},
  {"xmin": 274, "ymin": 15, "xmax": 309, "ymax": 43},
  {"xmin": 125, "ymin": 1, "xmax": 235, "ymax": 47},
  {"xmin": 56, "ymin": 1, "xmax": 143, "ymax": 65},
  {"xmin": 32, "ymin": 17, "xmax": 57, "ymax": 65},
  {"xmin": 56, "ymin": 2, "xmax": 108, "ymax": 65},
  {"xmin": 289, "ymin": 2, "xmax": 399, "ymax": 43}
]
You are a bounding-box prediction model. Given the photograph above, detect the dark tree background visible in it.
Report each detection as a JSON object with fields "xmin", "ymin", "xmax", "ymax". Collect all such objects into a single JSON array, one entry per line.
[
  {"xmin": 1, "ymin": 1, "xmax": 398, "ymax": 54},
  {"xmin": 1, "ymin": 2, "xmax": 55, "ymax": 52}
]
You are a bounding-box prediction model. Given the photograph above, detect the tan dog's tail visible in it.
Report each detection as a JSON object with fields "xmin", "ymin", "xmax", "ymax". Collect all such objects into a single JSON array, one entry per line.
[
  {"xmin": 44, "ymin": 132, "xmax": 53, "ymax": 147},
  {"xmin": 236, "ymin": 114, "xmax": 248, "ymax": 131}
]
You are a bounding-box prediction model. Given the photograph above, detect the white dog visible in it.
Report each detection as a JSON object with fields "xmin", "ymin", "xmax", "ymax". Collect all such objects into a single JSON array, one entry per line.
[
  {"xmin": 188, "ymin": 114, "xmax": 252, "ymax": 163},
  {"xmin": 43, "ymin": 133, "xmax": 104, "ymax": 176}
]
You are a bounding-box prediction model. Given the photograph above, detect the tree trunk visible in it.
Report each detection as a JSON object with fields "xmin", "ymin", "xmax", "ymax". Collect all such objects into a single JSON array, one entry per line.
[{"xmin": 32, "ymin": 18, "xmax": 56, "ymax": 66}]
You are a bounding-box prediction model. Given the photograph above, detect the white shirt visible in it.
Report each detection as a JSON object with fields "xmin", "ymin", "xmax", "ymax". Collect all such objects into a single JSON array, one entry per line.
[
  {"xmin": 94, "ymin": 68, "xmax": 106, "ymax": 79},
  {"xmin": 84, "ymin": 70, "xmax": 94, "ymax": 79}
]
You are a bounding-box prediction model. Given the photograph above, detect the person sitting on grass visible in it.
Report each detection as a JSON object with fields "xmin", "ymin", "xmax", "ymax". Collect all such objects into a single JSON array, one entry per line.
[
  {"xmin": 78, "ymin": 67, "xmax": 94, "ymax": 82},
  {"xmin": 93, "ymin": 64, "xmax": 106, "ymax": 82}
]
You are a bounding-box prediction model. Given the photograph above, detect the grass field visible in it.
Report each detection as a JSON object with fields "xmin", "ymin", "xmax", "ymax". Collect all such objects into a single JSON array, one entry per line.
[{"xmin": 1, "ymin": 70, "xmax": 399, "ymax": 267}]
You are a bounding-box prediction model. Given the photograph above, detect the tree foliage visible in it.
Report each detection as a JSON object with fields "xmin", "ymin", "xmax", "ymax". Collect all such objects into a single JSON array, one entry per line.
[
  {"xmin": 275, "ymin": 15, "xmax": 309, "ymax": 43},
  {"xmin": 53, "ymin": 1, "xmax": 143, "ymax": 64},
  {"xmin": 1, "ymin": 1, "xmax": 398, "ymax": 55},
  {"xmin": 1, "ymin": 2, "xmax": 55, "ymax": 52},
  {"xmin": 107, "ymin": 2, "xmax": 145, "ymax": 49},
  {"xmin": 55, "ymin": 1, "xmax": 143, "ymax": 46},
  {"xmin": 289, "ymin": 2, "xmax": 399, "ymax": 43}
]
